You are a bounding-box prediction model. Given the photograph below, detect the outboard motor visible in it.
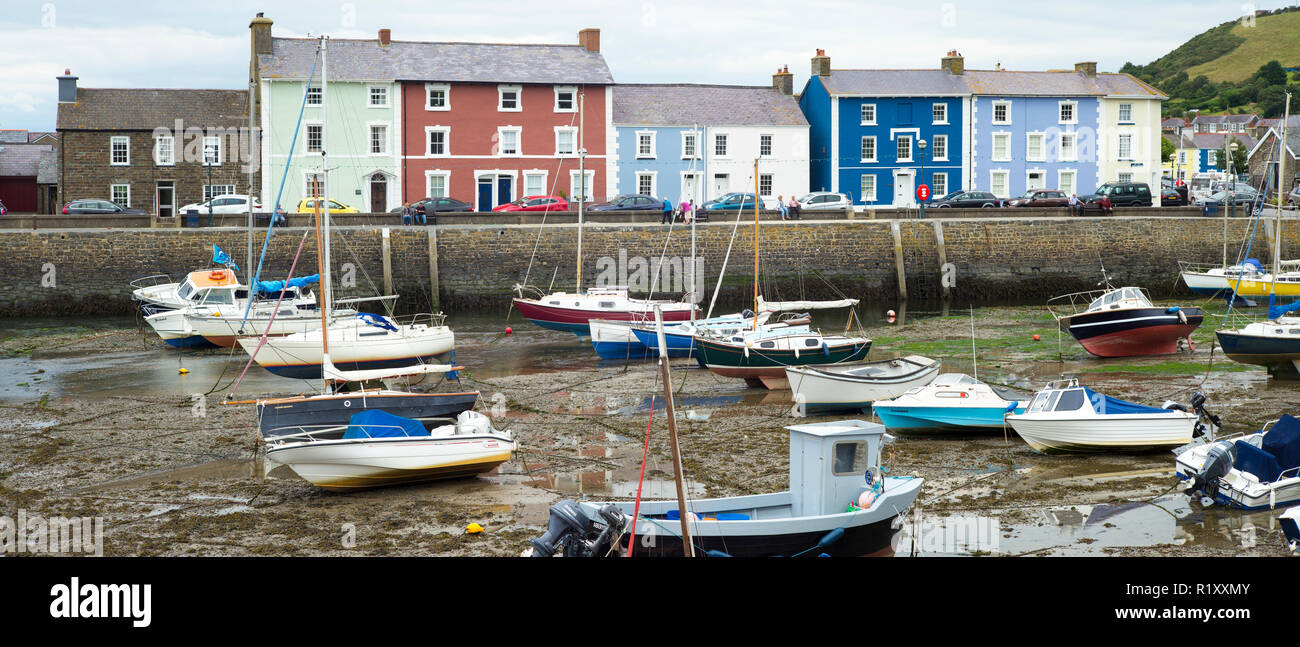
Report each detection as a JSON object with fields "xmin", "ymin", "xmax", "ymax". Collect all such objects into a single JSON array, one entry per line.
[
  {"xmin": 1189, "ymin": 392, "xmax": 1221, "ymax": 440},
  {"xmin": 529, "ymin": 500, "xmax": 626, "ymax": 557},
  {"xmin": 1184, "ymin": 440, "xmax": 1236, "ymax": 506}
]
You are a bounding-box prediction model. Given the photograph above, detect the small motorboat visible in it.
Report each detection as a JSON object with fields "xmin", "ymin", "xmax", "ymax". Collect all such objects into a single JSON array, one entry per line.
[
  {"xmin": 785, "ymin": 355, "xmax": 939, "ymax": 414},
  {"xmin": 527, "ymin": 419, "xmax": 922, "ymax": 557},
  {"xmin": 623, "ymin": 310, "xmax": 770, "ymax": 360},
  {"xmin": 256, "ymin": 389, "xmax": 480, "ymax": 435},
  {"xmin": 1048, "ymin": 286, "xmax": 1202, "ymax": 357},
  {"xmin": 1176, "ymin": 413, "xmax": 1300, "ymax": 511},
  {"xmin": 1006, "ymin": 379, "xmax": 1204, "ymax": 454},
  {"xmin": 1178, "ymin": 258, "xmax": 1272, "ymax": 299},
  {"xmin": 143, "ymin": 272, "xmax": 321, "ymax": 348},
  {"xmin": 511, "ymin": 285, "xmax": 696, "ymax": 337},
  {"xmin": 871, "ymin": 373, "xmax": 1029, "ymax": 433},
  {"xmin": 264, "ymin": 409, "xmax": 515, "ymax": 491}
]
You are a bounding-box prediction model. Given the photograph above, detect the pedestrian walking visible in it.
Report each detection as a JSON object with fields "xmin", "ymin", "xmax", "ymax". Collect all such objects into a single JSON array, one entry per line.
[{"xmin": 661, "ymin": 197, "xmax": 673, "ymax": 224}]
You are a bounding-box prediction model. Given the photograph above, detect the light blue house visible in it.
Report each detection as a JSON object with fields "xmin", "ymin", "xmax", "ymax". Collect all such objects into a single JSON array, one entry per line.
[
  {"xmin": 608, "ymin": 82, "xmax": 809, "ymax": 205},
  {"xmin": 970, "ymin": 94, "xmax": 1100, "ymax": 199}
]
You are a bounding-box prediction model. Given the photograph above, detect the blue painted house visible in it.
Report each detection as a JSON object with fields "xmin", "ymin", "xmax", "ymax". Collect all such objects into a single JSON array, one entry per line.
[{"xmin": 1178, "ymin": 132, "xmax": 1257, "ymax": 175}]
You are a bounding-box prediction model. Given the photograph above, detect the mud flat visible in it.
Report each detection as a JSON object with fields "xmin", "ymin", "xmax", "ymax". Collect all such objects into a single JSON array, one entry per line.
[{"xmin": 0, "ymin": 303, "xmax": 1295, "ymax": 556}]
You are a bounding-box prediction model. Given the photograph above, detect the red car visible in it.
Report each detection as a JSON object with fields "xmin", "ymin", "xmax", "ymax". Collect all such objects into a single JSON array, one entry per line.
[{"xmin": 493, "ymin": 195, "xmax": 569, "ymax": 212}]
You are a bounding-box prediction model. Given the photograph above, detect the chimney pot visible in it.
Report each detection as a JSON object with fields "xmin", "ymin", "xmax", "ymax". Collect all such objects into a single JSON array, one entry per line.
[
  {"xmin": 379, "ymin": 28, "xmax": 391, "ymax": 45},
  {"xmin": 578, "ymin": 28, "xmax": 600, "ymax": 53},
  {"xmin": 811, "ymin": 50, "xmax": 830, "ymax": 77},
  {"xmin": 773, "ymin": 65, "xmax": 794, "ymax": 96}
]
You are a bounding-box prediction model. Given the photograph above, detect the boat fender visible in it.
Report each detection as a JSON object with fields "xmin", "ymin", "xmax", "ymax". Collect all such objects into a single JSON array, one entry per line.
[
  {"xmin": 817, "ymin": 527, "xmax": 845, "ymax": 549},
  {"xmin": 705, "ymin": 549, "xmax": 733, "ymax": 558},
  {"xmin": 743, "ymin": 345, "xmax": 749, "ymax": 359},
  {"xmin": 793, "ymin": 347, "xmax": 799, "ymax": 359},
  {"xmin": 857, "ymin": 489, "xmax": 879, "ymax": 509},
  {"xmin": 822, "ymin": 341, "xmax": 830, "ymax": 356}
]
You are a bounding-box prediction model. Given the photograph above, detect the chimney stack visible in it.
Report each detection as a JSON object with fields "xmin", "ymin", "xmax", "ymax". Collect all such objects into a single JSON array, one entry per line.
[
  {"xmin": 1075, "ymin": 61, "xmax": 1097, "ymax": 77},
  {"xmin": 941, "ymin": 50, "xmax": 964, "ymax": 75},
  {"xmin": 578, "ymin": 28, "xmax": 600, "ymax": 53},
  {"xmin": 57, "ymin": 68, "xmax": 77, "ymax": 103},
  {"xmin": 772, "ymin": 65, "xmax": 793, "ymax": 96},
  {"xmin": 811, "ymin": 49, "xmax": 830, "ymax": 77},
  {"xmin": 378, "ymin": 28, "xmax": 391, "ymax": 46},
  {"xmin": 250, "ymin": 12, "xmax": 273, "ymax": 57}
]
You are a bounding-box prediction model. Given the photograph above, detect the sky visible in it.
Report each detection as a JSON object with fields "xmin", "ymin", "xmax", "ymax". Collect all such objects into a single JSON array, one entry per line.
[{"xmin": 0, "ymin": 0, "xmax": 1287, "ymax": 131}]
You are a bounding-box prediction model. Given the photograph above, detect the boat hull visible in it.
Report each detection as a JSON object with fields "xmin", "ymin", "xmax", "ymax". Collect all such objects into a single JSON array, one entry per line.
[
  {"xmin": 1063, "ymin": 307, "xmax": 1202, "ymax": 357},
  {"xmin": 512, "ymin": 298, "xmax": 694, "ymax": 337},
  {"xmin": 785, "ymin": 361, "xmax": 939, "ymax": 414},
  {"xmin": 697, "ymin": 338, "xmax": 871, "ymax": 386},
  {"xmin": 258, "ymin": 391, "xmax": 480, "ymax": 435},
  {"xmin": 1008, "ymin": 415, "xmax": 1194, "ymax": 454},
  {"xmin": 627, "ymin": 326, "xmax": 697, "ymax": 358},
  {"xmin": 238, "ymin": 326, "xmax": 455, "ymax": 380},
  {"xmin": 873, "ymin": 405, "xmax": 1022, "ymax": 432},
  {"xmin": 267, "ymin": 435, "xmax": 514, "ymax": 491},
  {"xmin": 1216, "ymin": 329, "xmax": 1300, "ymax": 368}
]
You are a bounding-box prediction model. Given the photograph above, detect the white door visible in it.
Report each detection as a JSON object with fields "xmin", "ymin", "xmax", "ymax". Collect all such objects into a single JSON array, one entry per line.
[
  {"xmin": 713, "ymin": 174, "xmax": 729, "ymax": 198},
  {"xmin": 682, "ymin": 173, "xmax": 698, "ymax": 203},
  {"xmin": 1027, "ymin": 172, "xmax": 1045, "ymax": 191},
  {"xmin": 893, "ymin": 173, "xmax": 914, "ymax": 207}
]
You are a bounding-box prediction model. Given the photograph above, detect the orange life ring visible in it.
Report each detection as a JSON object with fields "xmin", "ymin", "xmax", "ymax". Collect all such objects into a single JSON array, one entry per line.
[{"xmin": 209, "ymin": 270, "xmax": 225, "ymax": 281}]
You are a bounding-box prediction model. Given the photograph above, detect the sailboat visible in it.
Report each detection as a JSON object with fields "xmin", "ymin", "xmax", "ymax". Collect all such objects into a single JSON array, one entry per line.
[{"xmin": 1216, "ymin": 92, "xmax": 1300, "ymax": 378}]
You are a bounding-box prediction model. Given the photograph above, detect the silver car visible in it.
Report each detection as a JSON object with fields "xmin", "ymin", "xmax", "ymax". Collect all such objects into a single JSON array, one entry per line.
[{"xmin": 796, "ymin": 192, "xmax": 852, "ymax": 211}]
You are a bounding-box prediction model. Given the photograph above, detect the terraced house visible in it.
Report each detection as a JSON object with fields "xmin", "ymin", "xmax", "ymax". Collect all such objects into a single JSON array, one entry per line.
[
  {"xmin": 800, "ymin": 51, "xmax": 1165, "ymax": 207},
  {"xmin": 609, "ymin": 76, "xmax": 808, "ymax": 205}
]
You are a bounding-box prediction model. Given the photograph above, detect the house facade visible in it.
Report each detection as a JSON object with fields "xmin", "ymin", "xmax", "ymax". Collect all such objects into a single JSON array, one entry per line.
[
  {"xmin": 0, "ymin": 130, "xmax": 57, "ymax": 213},
  {"xmin": 610, "ymin": 80, "xmax": 808, "ymax": 205},
  {"xmin": 1190, "ymin": 113, "xmax": 1257, "ymax": 135},
  {"xmin": 1246, "ymin": 116, "xmax": 1299, "ymax": 195},
  {"xmin": 972, "ymin": 93, "xmax": 1099, "ymax": 199},
  {"xmin": 1175, "ymin": 133, "xmax": 1258, "ymax": 176},
  {"xmin": 55, "ymin": 71, "xmax": 255, "ymax": 218}
]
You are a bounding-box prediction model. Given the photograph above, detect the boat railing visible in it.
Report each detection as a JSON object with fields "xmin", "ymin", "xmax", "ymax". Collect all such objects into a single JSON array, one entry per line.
[
  {"xmin": 393, "ymin": 312, "xmax": 447, "ymax": 328},
  {"xmin": 129, "ymin": 274, "xmax": 174, "ymax": 290},
  {"xmin": 264, "ymin": 422, "xmax": 434, "ymax": 444},
  {"xmin": 513, "ymin": 283, "xmax": 548, "ymax": 300}
]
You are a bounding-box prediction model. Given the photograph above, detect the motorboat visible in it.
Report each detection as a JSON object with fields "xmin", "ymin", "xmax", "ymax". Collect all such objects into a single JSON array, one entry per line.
[
  {"xmin": 142, "ymin": 271, "xmax": 319, "ymax": 348},
  {"xmin": 1281, "ymin": 507, "xmax": 1300, "ymax": 553},
  {"xmin": 527, "ymin": 419, "xmax": 922, "ymax": 557},
  {"xmin": 593, "ymin": 310, "xmax": 770, "ymax": 361},
  {"xmin": 1176, "ymin": 413, "xmax": 1300, "ymax": 511},
  {"xmin": 1216, "ymin": 297, "xmax": 1300, "ymax": 378},
  {"xmin": 264, "ymin": 409, "xmax": 515, "ymax": 491},
  {"xmin": 1006, "ymin": 379, "xmax": 1205, "ymax": 454},
  {"xmin": 256, "ymin": 389, "xmax": 479, "ymax": 435},
  {"xmin": 1048, "ymin": 286, "xmax": 1202, "ymax": 357},
  {"xmin": 785, "ymin": 355, "xmax": 939, "ymax": 414},
  {"xmin": 871, "ymin": 373, "xmax": 1030, "ymax": 432}
]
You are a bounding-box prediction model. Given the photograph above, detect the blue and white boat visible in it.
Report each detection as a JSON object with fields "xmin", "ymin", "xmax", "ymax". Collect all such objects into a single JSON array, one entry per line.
[
  {"xmin": 1176, "ymin": 413, "xmax": 1300, "ymax": 511},
  {"xmin": 871, "ymin": 373, "xmax": 1029, "ymax": 433},
  {"xmin": 618, "ymin": 311, "xmax": 771, "ymax": 360},
  {"xmin": 1007, "ymin": 380, "xmax": 1202, "ymax": 454}
]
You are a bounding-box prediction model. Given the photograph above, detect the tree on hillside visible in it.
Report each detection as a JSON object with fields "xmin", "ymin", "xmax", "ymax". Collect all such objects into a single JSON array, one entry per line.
[{"xmin": 1257, "ymin": 60, "xmax": 1288, "ymax": 87}]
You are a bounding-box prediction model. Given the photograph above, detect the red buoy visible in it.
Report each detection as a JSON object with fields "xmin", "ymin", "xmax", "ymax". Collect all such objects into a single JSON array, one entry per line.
[
  {"xmin": 1033, "ymin": 334, "xmax": 1040, "ymax": 341},
  {"xmin": 505, "ymin": 327, "xmax": 513, "ymax": 335}
]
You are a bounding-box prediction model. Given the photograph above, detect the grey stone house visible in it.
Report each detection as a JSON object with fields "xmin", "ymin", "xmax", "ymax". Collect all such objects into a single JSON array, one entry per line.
[
  {"xmin": 55, "ymin": 71, "xmax": 258, "ymax": 219},
  {"xmin": 1246, "ymin": 115, "xmax": 1299, "ymax": 198}
]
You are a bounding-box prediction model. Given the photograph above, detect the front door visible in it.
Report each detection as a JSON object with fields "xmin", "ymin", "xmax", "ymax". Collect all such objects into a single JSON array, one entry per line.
[
  {"xmin": 477, "ymin": 177, "xmax": 494, "ymax": 211},
  {"xmin": 369, "ymin": 173, "xmax": 386, "ymax": 213},
  {"xmin": 712, "ymin": 173, "xmax": 728, "ymax": 198},
  {"xmin": 496, "ymin": 175, "xmax": 513, "ymax": 207},
  {"xmin": 157, "ymin": 182, "xmax": 175, "ymax": 218},
  {"xmin": 682, "ymin": 173, "xmax": 699, "ymax": 203},
  {"xmin": 1027, "ymin": 172, "xmax": 1045, "ymax": 191},
  {"xmin": 893, "ymin": 173, "xmax": 914, "ymax": 207}
]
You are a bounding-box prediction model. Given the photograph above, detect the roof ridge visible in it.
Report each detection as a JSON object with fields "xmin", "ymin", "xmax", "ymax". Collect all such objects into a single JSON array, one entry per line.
[
  {"xmin": 617, "ymin": 83, "xmax": 777, "ymax": 89},
  {"xmin": 273, "ymin": 36, "xmax": 582, "ymax": 48}
]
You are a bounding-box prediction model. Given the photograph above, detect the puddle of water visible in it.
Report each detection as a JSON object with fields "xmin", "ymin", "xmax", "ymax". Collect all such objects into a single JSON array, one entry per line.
[{"xmin": 75, "ymin": 458, "xmax": 284, "ymax": 493}]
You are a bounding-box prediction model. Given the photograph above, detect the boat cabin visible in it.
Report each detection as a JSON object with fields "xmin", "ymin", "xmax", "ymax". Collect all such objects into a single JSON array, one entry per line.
[
  {"xmin": 1086, "ymin": 287, "xmax": 1152, "ymax": 313},
  {"xmin": 788, "ymin": 420, "xmax": 889, "ymax": 516}
]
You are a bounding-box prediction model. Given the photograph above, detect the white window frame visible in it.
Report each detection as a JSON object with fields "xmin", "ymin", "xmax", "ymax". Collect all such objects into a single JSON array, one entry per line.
[
  {"xmin": 306, "ymin": 85, "xmax": 322, "ymax": 106},
  {"xmin": 758, "ymin": 173, "xmax": 773, "ymax": 197},
  {"xmin": 1178, "ymin": 150, "xmax": 1187, "ymax": 164},
  {"xmin": 1117, "ymin": 133, "xmax": 1132, "ymax": 161},
  {"xmin": 425, "ymin": 125, "xmax": 450, "ymax": 158},
  {"xmin": 1058, "ymin": 100, "xmax": 1077, "ymax": 125},
  {"xmin": 991, "ymin": 132, "xmax": 1011, "ymax": 162},
  {"xmin": 636, "ymin": 171, "xmax": 657, "ymax": 197},
  {"xmin": 553, "ymin": 86, "xmax": 577, "ymax": 113},
  {"xmin": 681, "ymin": 131, "xmax": 700, "ymax": 159},
  {"xmin": 368, "ymin": 122, "xmax": 390, "ymax": 156},
  {"xmin": 932, "ymin": 102, "xmax": 948, "ymax": 125},
  {"xmin": 554, "ymin": 126, "xmax": 578, "ymax": 157},
  {"xmin": 523, "ymin": 170, "xmax": 548, "ymax": 197},
  {"xmin": 367, "ymin": 84, "xmax": 389, "ymax": 108},
  {"xmin": 110, "ymin": 136, "xmax": 129, "ymax": 166},
  {"xmin": 305, "ymin": 122, "xmax": 323, "ymax": 154},
  {"xmin": 1059, "ymin": 132, "xmax": 1077, "ymax": 162},
  {"xmin": 1118, "ymin": 172, "xmax": 1133, "ymax": 183},
  {"xmin": 991, "ymin": 100, "xmax": 1011, "ymax": 125},
  {"xmin": 498, "ymin": 84, "xmax": 522, "ymax": 112},
  {"xmin": 1058, "ymin": 169, "xmax": 1076, "ymax": 195},
  {"xmin": 636, "ymin": 130, "xmax": 656, "ymax": 159},
  {"xmin": 569, "ymin": 169, "xmax": 595, "ymax": 203},
  {"xmin": 425, "ymin": 83, "xmax": 450, "ymax": 111},
  {"xmin": 896, "ymin": 134, "xmax": 913, "ymax": 163},
  {"xmin": 1118, "ymin": 103, "xmax": 1133, "ymax": 123},
  {"xmin": 497, "ymin": 126, "xmax": 522, "ymax": 157},
  {"xmin": 202, "ymin": 136, "xmax": 222, "ymax": 166},
  {"xmin": 860, "ymin": 103, "xmax": 876, "ymax": 126},
  {"xmin": 110, "ymin": 183, "xmax": 130, "ymax": 207},
  {"xmin": 990, "ymin": 170, "xmax": 1010, "ymax": 199},
  {"xmin": 424, "ymin": 170, "xmax": 451, "ymax": 198},
  {"xmin": 1207, "ymin": 149, "xmax": 1218, "ymax": 166},
  {"xmin": 714, "ymin": 133, "xmax": 729, "ymax": 158},
  {"xmin": 203, "ymin": 184, "xmax": 235, "ymax": 202},
  {"xmin": 932, "ymin": 172, "xmax": 947, "ymax": 197},
  {"xmin": 303, "ymin": 170, "xmax": 325, "ymax": 199},
  {"xmin": 932, "ymin": 134, "xmax": 948, "ymax": 162},
  {"xmin": 154, "ymin": 134, "xmax": 174, "ymax": 166},
  {"xmin": 1026, "ymin": 132, "xmax": 1046, "ymax": 162},
  {"xmin": 860, "ymin": 136, "xmax": 876, "ymax": 163},
  {"xmin": 759, "ymin": 133, "xmax": 773, "ymax": 157},
  {"xmin": 860, "ymin": 174, "xmax": 876, "ymax": 202}
]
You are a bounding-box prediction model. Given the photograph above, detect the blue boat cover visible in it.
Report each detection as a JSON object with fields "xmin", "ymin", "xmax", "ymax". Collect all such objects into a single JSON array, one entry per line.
[
  {"xmin": 1262, "ymin": 414, "xmax": 1300, "ymax": 475},
  {"xmin": 1268, "ymin": 294, "xmax": 1300, "ymax": 321},
  {"xmin": 1243, "ymin": 258, "xmax": 1263, "ymax": 272},
  {"xmin": 342, "ymin": 409, "xmax": 429, "ymax": 439},
  {"xmin": 1082, "ymin": 388, "xmax": 1168, "ymax": 415},
  {"xmin": 1235, "ymin": 439, "xmax": 1283, "ymax": 482},
  {"xmin": 256, "ymin": 274, "xmax": 319, "ymax": 294},
  {"xmin": 356, "ymin": 312, "xmax": 398, "ymax": 331}
]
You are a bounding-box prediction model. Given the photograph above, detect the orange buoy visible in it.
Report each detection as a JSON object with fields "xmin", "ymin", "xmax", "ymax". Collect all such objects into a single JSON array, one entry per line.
[{"xmin": 1033, "ymin": 334, "xmax": 1040, "ymax": 341}]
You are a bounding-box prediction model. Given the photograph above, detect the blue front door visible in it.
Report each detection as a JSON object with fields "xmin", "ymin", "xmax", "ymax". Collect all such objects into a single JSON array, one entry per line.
[
  {"xmin": 497, "ymin": 176, "xmax": 513, "ymax": 206},
  {"xmin": 478, "ymin": 178, "xmax": 493, "ymax": 211}
]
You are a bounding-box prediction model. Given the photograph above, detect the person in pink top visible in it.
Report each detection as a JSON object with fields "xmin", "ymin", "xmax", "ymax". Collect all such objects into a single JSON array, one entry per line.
[
  {"xmin": 680, "ymin": 199, "xmax": 693, "ymax": 223},
  {"xmin": 788, "ymin": 195, "xmax": 801, "ymax": 220}
]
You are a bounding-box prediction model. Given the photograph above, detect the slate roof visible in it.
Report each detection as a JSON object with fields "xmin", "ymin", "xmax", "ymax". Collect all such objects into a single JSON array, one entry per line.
[
  {"xmin": 1192, "ymin": 113, "xmax": 1257, "ymax": 125},
  {"xmin": 0, "ymin": 143, "xmax": 54, "ymax": 177},
  {"xmin": 56, "ymin": 89, "xmax": 249, "ymax": 131},
  {"xmin": 0, "ymin": 130, "xmax": 28, "ymax": 144},
  {"xmin": 612, "ymin": 84, "xmax": 807, "ymax": 127},
  {"xmin": 1182, "ymin": 133, "xmax": 1258, "ymax": 150},
  {"xmin": 818, "ymin": 68, "xmax": 1164, "ymax": 98},
  {"xmin": 259, "ymin": 37, "xmax": 614, "ymax": 84},
  {"xmin": 28, "ymin": 131, "xmax": 58, "ymax": 143},
  {"xmin": 1162, "ymin": 117, "xmax": 1187, "ymax": 128}
]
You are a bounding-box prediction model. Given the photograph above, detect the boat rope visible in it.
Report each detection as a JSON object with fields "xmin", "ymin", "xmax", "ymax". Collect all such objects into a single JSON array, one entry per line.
[{"xmin": 626, "ymin": 367, "xmax": 658, "ymax": 556}]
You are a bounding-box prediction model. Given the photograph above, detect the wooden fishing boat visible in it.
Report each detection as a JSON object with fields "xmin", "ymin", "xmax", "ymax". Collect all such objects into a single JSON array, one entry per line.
[
  {"xmin": 785, "ymin": 355, "xmax": 939, "ymax": 414},
  {"xmin": 512, "ymin": 286, "xmax": 696, "ymax": 337}
]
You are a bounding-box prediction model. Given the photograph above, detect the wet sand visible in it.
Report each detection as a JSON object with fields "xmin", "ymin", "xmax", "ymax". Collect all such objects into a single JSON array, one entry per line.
[{"xmin": 0, "ymin": 303, "xmax": 1295, "ymax": 556}]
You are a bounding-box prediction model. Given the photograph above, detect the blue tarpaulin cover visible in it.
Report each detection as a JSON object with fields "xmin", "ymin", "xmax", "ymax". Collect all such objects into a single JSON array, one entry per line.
[
  {"xmin": 343, "ymin": 409, "xmax": 429, "ymax": 439},
  {"xmin": 1082, "ymin": 387, "xmax": 1168, "ymax": 415},
  {"xmin": 1267, "ymin": 294, "xmax": 1300, "ymax": 321},
  {"xmin": 356, "ymin": 312, "xmax": 398, "ymax": 331},
  {"xmin": 1262, "ymin": 414, "xmax": 1300, "ymax": 474},
  {"xmin": 256, "ymin": 274, "xmax": 319, "ymax": 294}
]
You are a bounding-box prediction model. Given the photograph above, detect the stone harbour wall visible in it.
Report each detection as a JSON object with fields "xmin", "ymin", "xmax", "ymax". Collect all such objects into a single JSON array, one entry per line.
[{"xmin": 0, "ymin": 215, "xmax": 1295, "ymax": 317}]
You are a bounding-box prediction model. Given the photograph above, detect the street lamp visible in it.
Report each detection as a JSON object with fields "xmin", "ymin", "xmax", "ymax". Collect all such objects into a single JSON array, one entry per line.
[
  {"xmin": 916, "ymin": 138, "xmax": 928, "ymax": 218},
  {"xmin": 1227, "ymin": 139, "xmax": 1239, "ymax": 218}
]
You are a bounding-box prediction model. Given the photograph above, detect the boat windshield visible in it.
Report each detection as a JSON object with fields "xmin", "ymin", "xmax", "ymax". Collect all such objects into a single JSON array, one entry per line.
[
  {"xmin": 1054, "ymin": 389, "xmax": 1086, "ymax": 412},
  {"xmin": 178, "ymin": 280, "xmax": 196, "ymax": 301},
  {"xmin": 933, "ymin": 373, "xmax": 975, "ymax": 386}
]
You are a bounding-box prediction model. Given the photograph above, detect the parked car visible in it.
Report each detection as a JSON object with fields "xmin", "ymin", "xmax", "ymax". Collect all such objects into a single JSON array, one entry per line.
[
  {"xmin": 62, "ymin": 199, "xmax": 148, "ymax": 214},
  {"xmin": 293, "ymin": 198, "xmax": 359, "ymax": 213},
  {"xmin": 1079, "ymin": 182, "xmax": 1152, "ymax": 213},
  {"xmin": 1288, "ymin": 185, "xmax": 1300, "ymax": 207},
  {"xmin": 700, "ymin": 192, "xmax": 773, "ymax": 213},
  {"xmin": 796, "ymin": 192, "xmax": 852, "ymax": 211},
  {"xmin": 1200, "ymin": 187, "xmax": 1263, "ymax": 208},
  {"xmin": 587, "ymin": 194, "xmax": 664, "ymax": 211},
  {"xmin": 930, "ymin": 191, "xmax": 1002, "ymax": 208},
  {"xmin": 178, "ymin": 194, "xmax": 262, "ymax": 215},
  {"xmin": 412, "ymin": 197, "xmax": 473, "ymax": 215},
  {"xmin": 1159, "ymin": 186, "xmax": 1188, "ymax": 206},
  {"xmin": 1005, "ymin": 189, "xmax": 1068, "ymax": 208},
  {"xmin": 493, "ymin": 195, "xmax": 569, "ymax": 212}
]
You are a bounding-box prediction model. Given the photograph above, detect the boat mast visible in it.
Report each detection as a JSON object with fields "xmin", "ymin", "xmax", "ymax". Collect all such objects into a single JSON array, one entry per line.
[
  {"xmin": 575, "ymin": 92, "xmax": 585, "ymax": 293},
  {"xmin": 653, "ymin": 305, "xmax": 694, "ymax": 557},
  {"xmin": 752, "ymin": 158, "xmax": 759, "ymax": 331},
  {"xmin": 690, "ymin": 122, "xmax": 697, "ymax": 323},
  {"xmin": 248, "ymin": 75, "xmax": 256, "ymax": 280},
  {"xmin": 320, "ymin": 35, "xmax": 333, "ymax": 393},
  {"xmin": 1276, "ymin": 91, "xmax": 1290, "ymax": 299}
]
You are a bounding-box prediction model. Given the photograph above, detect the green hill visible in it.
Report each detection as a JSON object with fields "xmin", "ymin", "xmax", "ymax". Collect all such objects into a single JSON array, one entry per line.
[{"xmin": 1120, "ymin": 6, "xmax": 1300, "ymax": 117}]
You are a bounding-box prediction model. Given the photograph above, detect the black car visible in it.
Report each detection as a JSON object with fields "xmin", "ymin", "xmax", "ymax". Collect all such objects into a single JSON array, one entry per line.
[
  {"xmin": 587, "ymin": 194, "xmax": 663, "ymax": 211},
  {"xmin": 931, "ymin": 191, "xmax": 1002, "ymax": 208},
  {"xmin": 1081, "ymin": 182, "xmax": 1152, "ymax": 210},
  {"xmin": 62, "ymin": 199, "xmax": 148, "ymax": 214},
  {"xmin": 413, "ymin": 197, "xmax": 473, "ymax": 215},
  {"xmin": 1160, "ymin": 186, "xmax": 1188, "ymax": 206}
]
